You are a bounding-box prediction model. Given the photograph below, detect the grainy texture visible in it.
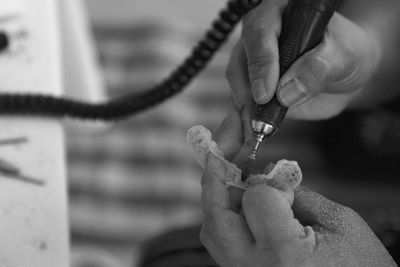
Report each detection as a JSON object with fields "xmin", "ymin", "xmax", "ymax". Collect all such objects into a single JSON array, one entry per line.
[{"xmin": 69, "ymin": 2, "xmax": 400, "ymax": 265}]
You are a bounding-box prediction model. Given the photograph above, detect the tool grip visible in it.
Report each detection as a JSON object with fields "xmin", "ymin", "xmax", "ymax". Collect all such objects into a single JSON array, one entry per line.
[{"xmin": 253, "ymin": 0, "xmax": 339, "ymax": 135}]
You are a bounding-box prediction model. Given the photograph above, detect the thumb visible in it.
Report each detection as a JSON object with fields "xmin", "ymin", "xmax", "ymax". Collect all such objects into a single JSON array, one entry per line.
[
  {"xmin": 277, "ymin": 14, "xmax": 363, "ymax": 108},
  {"xmin": 277, "ymin": 41, "xmax": 335, "ymax": 107},
  {"xmin": 293, "ymin": 187, "xmax": 354, "ymax": 231},
  {"xmin": 242, "ymin": 183, "xmax": 314, "ymax": 246}
]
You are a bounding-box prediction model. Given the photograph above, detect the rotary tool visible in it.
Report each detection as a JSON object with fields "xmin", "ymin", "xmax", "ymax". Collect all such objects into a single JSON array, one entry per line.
[
  {"xmin": 0, "ymin": 0, "xmax": 337, "ymax": 179},
  {"xmin": 242, "ymin": 0, "xmax": 340, "ymax": 179}
]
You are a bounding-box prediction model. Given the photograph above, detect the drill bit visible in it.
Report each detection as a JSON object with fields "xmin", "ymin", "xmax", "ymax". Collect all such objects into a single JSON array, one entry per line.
[
  {"xmin": 241, "ymin": 133, "xmax": 265, "ymax": 181},
  {"xmin": 241, "ymin": 120, "xmax": 276, "ymax": 180},
  {"xmin": 250, "ymin": 133, "xmax": 264, "ymax": 159}
]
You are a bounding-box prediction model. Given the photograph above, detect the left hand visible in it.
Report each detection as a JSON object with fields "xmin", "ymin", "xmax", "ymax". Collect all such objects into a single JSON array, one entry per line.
[
  {"xmin": 199, "ymin": 112, "xmax": 395, "ymax": 267},
  {"xmin": 201, "ymin": 160, "xmax": 395, "ymax": 267},
  {"xmin": 200, "ymin": 112, "xmax": 395, "ymax": 267}
]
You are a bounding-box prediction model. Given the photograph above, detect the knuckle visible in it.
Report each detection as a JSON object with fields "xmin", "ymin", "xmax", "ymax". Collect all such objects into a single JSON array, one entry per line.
[
  {"xmin": 242, "ymin": 0, "xmax": 281, "ymax": 36},
  {"xmin": 242, "ymin": 18, "xmax": 266, "ymax": 39},
  {"xmin": 337, "ymin": 37, "xmax": 357, "ymax": 60},
  {"xmin": 328, "ymin": 37, "xmax": 360, "ymax": 80},
  {"xmin": 298, "ymin": 53, "xmax": 331, "ymax": 92},
  {"xmin": 308, "ymin": 53, "xmax": 330, "ymax": 69},
  {"xmin": 304, "ymin": 53, "xmax": 330, "ymax": 78},
  {"xmin": 246, "ymin": 51, "xmax": 277, "ymax": 80},
  {"xmin": 243, "ymin": 18, "xmax": 266, "ymax": 36},
  {"xmin": 339, "ymin": 44, "xmax": 358, "ymax": 72},
  {"xmin": 242, "ymin": 27, "xmax": 277, "ymax": 66},
  {"xmin": 247, "ymin": 53, "xmax": 276, "ymax": 68}
]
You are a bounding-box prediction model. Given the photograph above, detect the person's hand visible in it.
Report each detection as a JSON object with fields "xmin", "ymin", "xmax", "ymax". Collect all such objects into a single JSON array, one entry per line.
[
  {"xmin": 226, "ymin": 0, "xmax": 381, "ymax": 122},
  {"xmin": 200, "ymin": 158, "xmax": 396, "ymax": 267},
  {"xmin": 200, "ymin": 112, "xmax": 396, "ymax": 267}
]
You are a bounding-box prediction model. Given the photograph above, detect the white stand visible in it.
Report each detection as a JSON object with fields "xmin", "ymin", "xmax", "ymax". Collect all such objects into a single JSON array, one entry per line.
[{"xmin": 0, "ymin": 0, "xmax": 69, "ymax": 265}]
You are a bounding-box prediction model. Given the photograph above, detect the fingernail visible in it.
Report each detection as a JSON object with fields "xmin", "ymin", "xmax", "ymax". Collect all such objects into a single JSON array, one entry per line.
[
  {"xmin": 278, "ymin": 79, "xmax": 309, "ymax": 107},
  {"xmin": 251, "ymin": 79, "xmax": 269, "ymax": 103}
]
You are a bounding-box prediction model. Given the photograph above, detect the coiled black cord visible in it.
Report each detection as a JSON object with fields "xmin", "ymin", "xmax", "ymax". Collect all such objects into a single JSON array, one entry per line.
[{"xmin": 0, "ymin": 0, "xmax": 261, "ymax": 120}]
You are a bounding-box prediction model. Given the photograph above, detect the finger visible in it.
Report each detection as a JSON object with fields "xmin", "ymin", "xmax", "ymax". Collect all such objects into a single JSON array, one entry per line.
[
  {"xmin": 226, "ymin": 41, "xmax": 252, "ymax": 110},
  {"xmin": 241, "ymin": 0, "xmax": 287, "ymax": 104},
  {"xmin": 225, "ymin": 42, "xmax": 255, "ymax": 143},
  {"xmin": 242, "ymin": 183, "xmax": 311, "ymax": 245},
  {"xmin": 293, "ymin": 187, "xmax": 353, "ymax": 231},
  {"xmin": 285, "ymin": 92, "xmax": 357, "ymax": 120},
  {"xmin": 199, "ymin": 226, "xmax": 228, "ymax": 266},
  {"xmin": 200, "ymin": 213, "xmax": 253, "ymax": 265},
  {"xmin": 214, "ymin": 106, "xmax": 244, "ymax": 161},
  {"xmin": 200, "ymin": 153, "xmax": 253, "ymax": 261},
  {"xmin": 277, "ymin": 13, "xmax": 364, "ymax": 108},
  {"xmin": 202, "ymin": 153, "xmax": 231, "ymax": 211},
  {"xmin": 241, "ymin": 103, "xmax": 254, "ymax": 145}
]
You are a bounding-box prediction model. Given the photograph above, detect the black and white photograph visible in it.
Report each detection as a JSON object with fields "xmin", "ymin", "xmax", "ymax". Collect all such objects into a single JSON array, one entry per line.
[{"xmin": 0, "ymin": 0, "xmax": 399, "ymax": 266}]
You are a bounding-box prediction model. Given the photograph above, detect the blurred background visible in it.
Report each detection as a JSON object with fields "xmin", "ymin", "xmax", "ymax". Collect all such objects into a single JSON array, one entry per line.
[{"xmin": 67, "ymin": 0, "xmax": 400, "ymax": 266}]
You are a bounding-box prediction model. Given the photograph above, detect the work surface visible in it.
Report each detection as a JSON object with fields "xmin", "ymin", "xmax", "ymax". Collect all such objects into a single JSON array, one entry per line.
[{"xmin": 0, "ymin": 0, "xmax": 69, "ymax": 266}]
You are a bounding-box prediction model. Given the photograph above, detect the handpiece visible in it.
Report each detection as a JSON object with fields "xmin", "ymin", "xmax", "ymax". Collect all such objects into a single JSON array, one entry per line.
[{"xmin": 243, "ymin": 0, "xmax": 340, "ymax": 178}]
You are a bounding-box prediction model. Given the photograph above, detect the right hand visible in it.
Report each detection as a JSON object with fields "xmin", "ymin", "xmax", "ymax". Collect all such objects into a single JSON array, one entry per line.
[{"xmin": 225, "ymin": 0, "xmax": 381, "ymax": 141}]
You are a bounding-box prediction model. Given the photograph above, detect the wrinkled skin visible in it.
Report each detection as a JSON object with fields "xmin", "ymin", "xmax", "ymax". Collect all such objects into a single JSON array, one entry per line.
[
  {"xmin": 202, "ymin": 156, "xmax": 395, "ymax": 267},
  {"xmin": 225, "ymin": 0, "xmax": 386, "ymax": 143},
  {"xmin": 188, "ymin": 112, "xmax": 396, "ymax": 267},
  {"xmin": 191, "ymin": 0, "xmax": 399, "ymax": 264}
]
